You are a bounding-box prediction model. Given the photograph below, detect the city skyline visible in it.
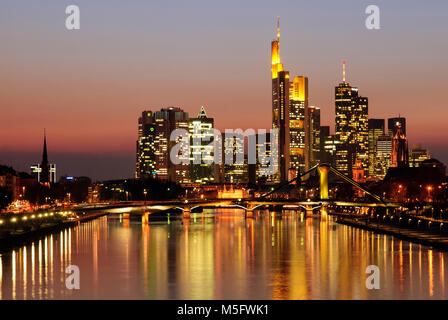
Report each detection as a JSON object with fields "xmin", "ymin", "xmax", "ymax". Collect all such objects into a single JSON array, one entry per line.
[
  {"xmin": 1, "ymin": 0, "xmax": 448, "ymax": 180},
  {"xmin": 1, "ymin": 1, "xmax": 448, "ymax": 304}
]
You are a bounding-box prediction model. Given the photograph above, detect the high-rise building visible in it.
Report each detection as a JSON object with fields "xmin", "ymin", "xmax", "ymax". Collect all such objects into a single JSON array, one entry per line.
[
  {"xmin": 322, "ymin": 135, "xmax": 337, "ymax": 168},
  {"xmin": 308, "ymin": 106, "xmax": 320, "ymax": 167},
  {"xmin": 136, "ymin": 107, "xmax": 191, "ymax": 183},
  {"xmin": 375, "ymin": 135, "xmax": 392, "ymax": 178},
  {"xmin": 368, "ymin": 119, "xmax": 385, "ymax": 177},
  {"xmin": 409, "ymin": 144, "xmax": 430, "ymax": 168},
  {"xmin": 31, "ymin": 131, "xmax": 56, "ymax": 184},
  {"xmin": 189, "ymin": 106, "xmax": 215, "ymax": 183},
  {"xmin": 155, "ymin": 107, "xmax": 190, "ymax": 183},
  {"xmin": 271, "ymin": 17, "xmax": 290, "ymax": 182},
  {"xmin": 319, "ymin": 126, "xmax": 336, "ymax": 167},
  {"xmin": 334, "ymin": 61, "xmax": 369, "ymax": 177},
  {"xmin": 252, "ymin": 132, "xmax": 278, "ymax": 184},
  {"xmin": 289, "ymin": 76, "xmax": 308, "ymax": 175},
  {"xmin": 223, "ymin": 132, "xmax": 248, "ymax": 184},
  {"xmin": 136, "ymin": 110, "xmax": 157, "ymax": 179}
]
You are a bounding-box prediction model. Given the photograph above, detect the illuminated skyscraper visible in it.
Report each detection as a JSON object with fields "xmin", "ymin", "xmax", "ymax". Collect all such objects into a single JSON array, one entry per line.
[
  {"xmin": 319, "ymin": 126, "xmax": 335, "ymax": 166},
  {"xmin": 136, "ymin": 110, "xmax": 157, "ymax": 179},
  {"xmin": 136, "ymin": 107, "xmax": 190, "ymax": 183},
  {"xmin": 321, "ymin": 134, "xmax": 337, "ymax": 167},
  {"xmin": 375, "ymin": 135, "xmax": 392, "ymax": 179},
  {"xmin": 154, "ymin": 107, "xmax": 190, "ymax": 183},
  {"xmin": 271, "ymin": 17, "xmax": 290, "ymax": 182},
  {"xmin": 334, "ymin": 61, "xmax": 369, "ymax": 177},
  {"xmin": 308, "ymin": 106, "xmax": 320, "ymax": 167},
  {"xmin": 189, "ymin": 106, "xmax": 214, "ymax": 183},
  {"xmin": 368, "ymin": 119, "xmax": 385, "ymax": 177},
  {"xmin": 253, "ymin": 132, "xmax": 278, "ymax": 184},
  {"xmin": 289, "ymin": 76, "xmax": 308, "ymax": 176},
  {"xmin": 223, "ymin": 132, "xmax": 248, "ymax": 184}
]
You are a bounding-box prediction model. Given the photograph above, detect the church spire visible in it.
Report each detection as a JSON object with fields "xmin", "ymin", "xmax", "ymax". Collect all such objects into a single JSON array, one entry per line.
[
  {"xmin": 40, "ymin": 129, "xmax": 50, "ymax": 184},
  {"xmin": 42, "ymin": 129, "xmax": 48, "ymax": 165}
]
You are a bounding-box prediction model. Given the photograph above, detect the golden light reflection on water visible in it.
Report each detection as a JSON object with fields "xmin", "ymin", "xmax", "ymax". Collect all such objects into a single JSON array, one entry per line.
[
  {"xmin": 0, "ymin": 210, "xmax": 448, "ymax": 299},
  {"xmin": 0, "ymin": 254, "xmax": 2, "ymax": 300}
]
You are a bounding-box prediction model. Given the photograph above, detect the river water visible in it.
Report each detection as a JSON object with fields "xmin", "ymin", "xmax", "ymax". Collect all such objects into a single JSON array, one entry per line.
[{"xmin": 0, "ymin": 209, "xmax": 447, "ymax": 299}]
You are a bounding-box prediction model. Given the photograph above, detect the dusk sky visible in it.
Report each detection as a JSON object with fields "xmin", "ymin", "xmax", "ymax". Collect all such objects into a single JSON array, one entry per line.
[{"xmin": 1, "ymin": 0, "xmax": 447, "ymax": 180}]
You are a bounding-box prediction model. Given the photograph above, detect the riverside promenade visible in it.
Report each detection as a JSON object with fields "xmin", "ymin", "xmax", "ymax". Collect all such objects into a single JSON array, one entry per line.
[{"xmin": 336, "ymin": 214, "xmax": 448, "ymax": 250}]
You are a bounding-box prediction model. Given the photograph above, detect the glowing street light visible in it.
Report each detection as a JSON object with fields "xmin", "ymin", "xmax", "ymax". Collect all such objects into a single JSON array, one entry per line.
[
  {"xmin": 143, "ymin": 189, "xmax": 148, "ymax": 206},
  {"xmin": 427, "ymin": 185, "xmax": 433, "ymax": 202}
]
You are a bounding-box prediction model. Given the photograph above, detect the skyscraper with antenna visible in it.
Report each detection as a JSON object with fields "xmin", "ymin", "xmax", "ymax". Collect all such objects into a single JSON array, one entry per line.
[
  {"xmin": 335, "ymin": 60, "xmax": 369, "ymax": 177},
  {"xmin": 271, "ymin": 17, "xmax": 290, "ymax": 182}
]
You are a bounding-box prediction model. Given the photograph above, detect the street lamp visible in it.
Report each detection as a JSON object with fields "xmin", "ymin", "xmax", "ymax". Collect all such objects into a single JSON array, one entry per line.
[
  {"xmin": 427, "ymin": 186, "xmax": 433, "ymax": 202},
  {"xmin": 143, "ymin": 189, "xmax": 148, "ymax": 206}
]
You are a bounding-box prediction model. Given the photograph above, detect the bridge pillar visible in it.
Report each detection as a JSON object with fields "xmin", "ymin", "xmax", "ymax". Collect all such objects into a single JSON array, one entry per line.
[
  {"xmin": 246, "ymin": 205, "xmax": 255, "ymax": 218},
  {"xmin": 142, "ymin": 212, "xmax": 149, "ymax": 224},
  {"xmin": 321, "ymin": 203, "xmax": 328, "ymax": 221},
  {"xmin": 123, "ymin": 213, "xmax": 130, "ymax": 220},
  {"xmin": 318, "ymin": 165, "xmax": 330, "ymax": 200},
  {"xmin": 305, "ymin": 205, "xmax": 313, "ymax": 218},
  {"xmin": 183, "ymin": 207, "xmax": 191, "ymax": 219}
]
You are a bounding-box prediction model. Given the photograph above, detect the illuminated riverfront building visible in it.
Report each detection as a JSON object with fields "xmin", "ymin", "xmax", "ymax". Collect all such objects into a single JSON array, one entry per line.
[
  {"xmin": 289, "ymin": 76, "xmax": 308, "ymax": 175},
  {"xmin": 31, "ymin": 131, "xmax": 56, "ymax": 185},
  {"xmin": 368, "ymin": 119, "xmax": 385, "ymax": 177},
  {"xmin": 334, "ymin": 61, "xmax": 369, "ymax": 177},
  {"xmin": 308, "ymin": 106, "xmax": 320, "ymax": 167},
  {"xmin": 271, "ymin": 17, "xmax": 290, "ymax": 182},
  {"xmin": 409, "ymin": 144, "xmax": 430, "ymax": 168},
  {"xmin": 189, "ymin": 106, "xmax": 215, "ymax": 183},
  {"xmin": 375, "ymin": 135, "xmax": 392, "ymax": 179},
  {"xmin": 136, "ymin": 110, "xmax": 157, "ymax": 179}
]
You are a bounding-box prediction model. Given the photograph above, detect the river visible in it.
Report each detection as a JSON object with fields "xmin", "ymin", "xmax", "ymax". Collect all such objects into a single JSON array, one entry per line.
[{"xmin": 0, "ymin": 209, "xmax": 447, "ymax": 299}]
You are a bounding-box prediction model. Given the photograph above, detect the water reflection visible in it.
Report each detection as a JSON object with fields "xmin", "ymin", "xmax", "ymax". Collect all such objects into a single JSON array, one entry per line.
[{"xmin": 0, "ymin": 209, "xmax": 448, "ymax": 299}]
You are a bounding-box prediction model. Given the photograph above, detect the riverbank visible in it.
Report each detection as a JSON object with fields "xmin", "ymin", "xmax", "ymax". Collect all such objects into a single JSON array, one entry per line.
[
  {"xmin": 335, "ymin": 215, "xmax": 448, "ymax": 250},
  {"xmin": 0, "ymin": 211, "xmax": 108, "ymax": 252}
]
